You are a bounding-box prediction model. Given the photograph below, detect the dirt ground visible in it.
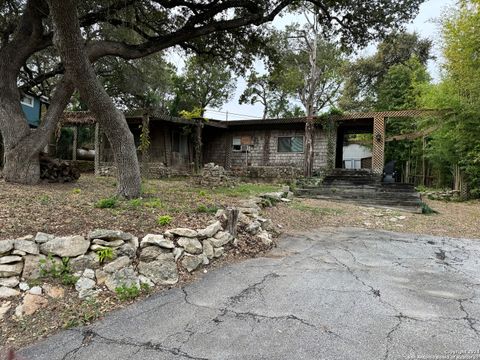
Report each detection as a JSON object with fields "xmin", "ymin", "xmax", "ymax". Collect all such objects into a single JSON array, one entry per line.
[
  {"xmin": 0, "ymin": 175, "xmax": 281, "ymax": 240},
  {"xmin": 266, "ymin": 197, "xmax": 480, "ymax": 239}
]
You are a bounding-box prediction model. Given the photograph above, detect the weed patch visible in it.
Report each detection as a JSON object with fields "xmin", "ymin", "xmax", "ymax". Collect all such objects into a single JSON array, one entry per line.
[{"xmin": 94, "ymin": 197, "xmax": 117, "ymax": 209}]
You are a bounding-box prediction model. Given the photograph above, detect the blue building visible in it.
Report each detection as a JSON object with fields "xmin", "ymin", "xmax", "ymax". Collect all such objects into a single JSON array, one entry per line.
[{"xmin": 20, "ymin": 94, "xmax": 48, "ymax": 128}]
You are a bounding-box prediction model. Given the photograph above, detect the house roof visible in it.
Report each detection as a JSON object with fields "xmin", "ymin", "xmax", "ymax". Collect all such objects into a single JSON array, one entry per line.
[{"xmin": 60, "ymin": 109, "xmax": 445, "ymax": 127}]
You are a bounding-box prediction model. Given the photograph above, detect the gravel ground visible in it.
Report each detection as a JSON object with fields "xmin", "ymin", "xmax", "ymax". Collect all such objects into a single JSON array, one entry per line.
[{"xmin": 266, "ymin": 198, "xmax": 480, "ymax": 239}]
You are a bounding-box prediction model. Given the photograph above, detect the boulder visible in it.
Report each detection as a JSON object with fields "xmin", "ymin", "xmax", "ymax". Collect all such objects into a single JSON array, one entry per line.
[
  {"xmin": 103, "ymin": 256, "xmax": 131, "ymax": 273},
  {"xmin": 138, "ymin": 259, "xmax": 178, "ymax": 285},
  {"xmin": 0, "ymin": 262, "xmax": 23, "ymax": 278},
  {"xmin": 197, "ymin": 221, "xmax": 222, "ymax": 239},
  {"xmin": 181, "ymin": 255, "xmax": 203, "ymax": 272},
  {"xmin": 88, "ymin": 229, "xmax": 133, "ymax": 241},
  {"xmin": 0, "ymin": 286, "xmax": 20, "ymax": 299},
  {"xmin": 40, "ymin": 235, "xmax": 90, "ymax": 257},
  {"xmin": 105, "ymin": 266, "xmax": 140, "ymax": 292},
  {"xmin": 34, "ymin": 232, "xmax": 54, "ymax": 244},
  {"xmin": 139, "ymin": 246, "xmax": 170, "ymax": 262},
  {"xmin": 169, "ymin": 228, "xmax": 198, "ymax": 238},
  {"xmin": 177, "ymin": 237, "xmax": 203, "ymax": 255},
  {"xmin": 92, "ymin": 239, "xmax": 125, "ymax": 248},
  {"xmin": 14, "ymin": 239, "xmax": 39, "ymax": 255},
  {"xmin": 0, "ymin": 277, "xmax": 19, "ymax": 288},
  {"xmin": 0, "ymin": 240, "xmax": 14, "ymax": 255},
  {"xmin": 140, "ymin": 234, "xmax": 174, "ymax": 249},
  {"xmin": 0, "ymin": 255, "xmax": 22, "ymax": 264},
  {"xmin": 202, "ymin": 240, "xmax": 214, "ymax": 260},
  {"xmin": 209, "ymin": 231, "xmax": 234, "ymax": 248}
]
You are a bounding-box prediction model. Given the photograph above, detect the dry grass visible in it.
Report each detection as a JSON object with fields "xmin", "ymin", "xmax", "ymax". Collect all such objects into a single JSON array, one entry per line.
[{"xmin": 0, "ymin": 175, "xmax": 281, "ymax": 240}]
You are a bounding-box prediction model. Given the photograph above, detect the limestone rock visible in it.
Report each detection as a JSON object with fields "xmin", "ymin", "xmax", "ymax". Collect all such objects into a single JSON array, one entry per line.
[
  {"xmin": 75, "ymin": 277, "xmax": 96, "ymax": 293},
  {"xmin": 257, "ymin": 231, "xmax": 273, "ymax": 246},
  {"xmin": 169, "ymin": 228, "xmax": 198, "ymax": 238},
  {"xmin": 202, "ymin": 240, "xmax": 214, "ymax": 259},
  {"xmin": 103, "ymin": 256, "xmax": 131, "ymax": 273},
  {"xmin": 92, "ymin": 239, "xmax": 125, "ymax": 248},
  {"xmin": 14, "ymin": 239, "xmax": 39, "ymax": 255},
  {"xmin": 40, "ymin": 235, "xmax": 90, "ymax": 257},
  {"xmin": 0, "ymin": 277, "xmax": 19, "ymax": 288},
  {"xmin": 12, "ymin": 250, "xmax": 26, "ymax": 256},
  {"xmin": 181, "ymin": 255, "xmax": 203, "ymax": 272},
  {"xmin": 70, "ymin": 253, "xmax": 101, "ymax": 272},
  {"xmin": 197, "ymin": 221, "xmax": 222, "ymax": 239},
  {"xmin": 23, "ymin": 254, "xmax": 62, "ymax": 280},
  {"xmin": 18, "ymin": 293, "xmax": 48, "ymax": 317},
  {"xmin": 0, "ymin": 262, "xmax": 23, "ymax": 278},
  {"xmin": 246, "ymin": 221, "xmax": 261, "ymax": 235},
  {"xmin": 104, "ymin": 266, "xmax": 139, "ymax": 292},
  {"xmin": 177, "ymin": 237, "xmax": 203, "ymax": 255},
  {"xmin": 139, "ymin": 275, "xmax": 154, "ymax": 288},
  {"xmin": 34, "ymin": 232, "xmax": 54, "ymax": 244},
  {"xmin": 43, "ymin": 284, "xmax": 65, "ymax": 299},
  {"xmin": 0, "ymin": 255, "xmax": 22, "ymax": 264},
  {"xmin": 117, "ymin": 243, "xmax": 136, "ymax": 258},
  {"xmin": 95, "ymin": 269, "xmax": 108, "ymax": 285},
  {"xmin": 0, "ymin": 286, "xmax": 20, "ymax": 299},
  {"xmin": 173, "ymin": 247, "xmax": 184, "ymax": 262},
  {"xmin": 19, "ymin": 282, "xmax": 30, "ymax": 291},
  {"xmin": 0, "ymin": 240, "xmax": 14, "ymax": 255},
  {"xmin": 213, "ymin": 247, "xmax": 224, "ymax": 258},
  {"xmin": 140, "ymin": 234, "xmax": 174, "ymax": 249},
  {"xmin": 28, "ymin": 286, "xmax": 43, "ymax": 295},
  {"xmin": 88, "ymin": 229, "xmax": 133, "ymax": 241},
  {"xmin": 82, "ymin": 268, "xmax": 95, "ymax": 280},
  {"xmin": 138, "ymin": 259, "xmax": 178, "ymax": 285},
  {"xmin": 139, "ymin": 246, "xmax": 170, "ymax": 262},
  {"xmin": 209, "ymin": 231, "xmax": 233, "ymax": 248}
]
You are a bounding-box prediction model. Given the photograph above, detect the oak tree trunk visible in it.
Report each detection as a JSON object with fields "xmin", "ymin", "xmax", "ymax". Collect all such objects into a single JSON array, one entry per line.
[{"xmin": 48, "ymin": 0, "xmax": 141, "ymax": 198}]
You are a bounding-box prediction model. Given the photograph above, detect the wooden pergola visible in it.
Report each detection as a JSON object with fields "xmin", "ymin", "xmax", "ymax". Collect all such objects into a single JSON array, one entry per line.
[{"xmin": 329, "ymin": 109, "xmax": 443, "ymax": 174}]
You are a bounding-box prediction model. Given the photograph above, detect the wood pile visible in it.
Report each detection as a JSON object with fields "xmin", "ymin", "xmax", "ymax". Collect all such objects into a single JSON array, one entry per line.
[{"xmin": 40, "ymin": 154, "xmax": 80, "ymax": 183}]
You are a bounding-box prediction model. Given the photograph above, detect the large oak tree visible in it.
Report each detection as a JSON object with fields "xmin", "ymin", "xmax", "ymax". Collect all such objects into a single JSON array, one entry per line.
[{"xmin": 0, "ymin": 0, "xmax": 424, "ymax": 197}]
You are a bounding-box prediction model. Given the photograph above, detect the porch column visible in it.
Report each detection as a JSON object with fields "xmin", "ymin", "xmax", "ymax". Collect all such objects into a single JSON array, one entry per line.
[{"xmin": 372, "ymin": 115, "xmax": 385, "ymax": 174}]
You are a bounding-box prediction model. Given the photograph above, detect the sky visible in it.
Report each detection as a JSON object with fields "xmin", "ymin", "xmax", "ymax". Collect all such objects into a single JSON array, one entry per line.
[{"xmin": 203, "ymin": 0, "xmax": 455, "ymax": 121}]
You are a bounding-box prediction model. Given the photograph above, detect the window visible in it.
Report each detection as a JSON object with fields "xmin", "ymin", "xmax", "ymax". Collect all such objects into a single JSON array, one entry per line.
[
  {"xmin": 277, "ymin": 136, "xmax": 304, "ymax": 153},
  {"xmin": 232, "ymin": 137, "xmax": 241, "ymax": 151},
  {"xmin": 21, "ymin": 95, "xmax": 34, "ymax": 107}
]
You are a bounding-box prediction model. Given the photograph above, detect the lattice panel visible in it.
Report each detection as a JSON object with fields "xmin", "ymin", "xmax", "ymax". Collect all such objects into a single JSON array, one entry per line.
[{"xmin": 372, "ymin": 116, "xmax": 385, "ymax": 174}]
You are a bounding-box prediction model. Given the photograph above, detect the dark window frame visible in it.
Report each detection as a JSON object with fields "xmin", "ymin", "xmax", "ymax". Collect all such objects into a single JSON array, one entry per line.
[{"xmin": 277, "ymin": 136, "xmax": 304, "ymax": 153}]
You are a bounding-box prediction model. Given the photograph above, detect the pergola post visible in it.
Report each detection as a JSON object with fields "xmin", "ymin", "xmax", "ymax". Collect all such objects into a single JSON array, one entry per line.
[
  {"xmin": 372, "ymin": 115, "xmax": 385, "ymax": 174},
  {"xmin": 72, "ymin": 126, "xmax": 78, "ymax": 161},
  {"xmin": 94, "ymin": 122, "xmax": 100, "ymax": 176}
]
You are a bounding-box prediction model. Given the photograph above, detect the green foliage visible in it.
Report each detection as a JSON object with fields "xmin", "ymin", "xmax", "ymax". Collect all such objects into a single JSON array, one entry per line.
[
  {"xmin": 196, "ymin": 204, "xmax": 219, "ymax": 214},
  {"xmin": 144, "ymin": 198, "xmax": 163, "ymax": 208},
  {"xmin": 39, "ymin": 255, "xmax": 78, "ymax": 287},
  {"xmin": 157, "ymin": 215, "xmax": 173, "ymax": 226},
  {"xmin": 128, "ymin": 198, "xmax": 143, "ymax": 207},
  {"xmin": 96, "ymin": 247, "xmax": 115, "ymax": 264},
  {"xmin": 94, "ymin": 197, "xmax": 118, "ymax": 209},
  {"xmin": 38, "ymin": 195, "xmax": 51, "ymax": 205},
  {"xmin": 198, "ymin": 190, "xmax": 207, "ymax": 197},
  {"xmin": 72, "ymin": 188, "xmax": 81, "ymax": 194},
  {"xmin": 115, "ymin": 284, "xmax": 141, "ymax": 301},
  {"xmin": 421, "ymin": 202, "xmax": 437, "ymax": 215},
  {"xmin": 63, "ymin": 298, "xmax": 101, "ymax": 329}
]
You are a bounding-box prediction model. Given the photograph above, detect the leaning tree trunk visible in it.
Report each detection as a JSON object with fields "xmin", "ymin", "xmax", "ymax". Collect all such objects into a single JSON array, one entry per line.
[{"xmin": 48, "ymin": 0, "xmax": 141, "ymax": 198}]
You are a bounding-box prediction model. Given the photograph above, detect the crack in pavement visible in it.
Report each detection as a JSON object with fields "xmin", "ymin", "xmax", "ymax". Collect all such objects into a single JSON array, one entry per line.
[
  {"xmin": 458, "ymin": 299, "xmax": 480, "ymax": 337},
  {"xmin": 62, "ymin": 329, "xmax": 211, "ymax": 360}
]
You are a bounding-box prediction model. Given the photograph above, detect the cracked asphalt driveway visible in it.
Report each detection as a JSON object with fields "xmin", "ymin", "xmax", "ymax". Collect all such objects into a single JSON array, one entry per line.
[{"xmin": 19, "ymin": 227, "xmax": 480, "ymax": 360}]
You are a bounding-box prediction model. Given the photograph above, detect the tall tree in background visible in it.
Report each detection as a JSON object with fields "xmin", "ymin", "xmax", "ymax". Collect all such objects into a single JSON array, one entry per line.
[
  {"xmin": 171, "ymin": 56, "xmax": 235, "ymax": 117},
  {"xmin": 0, "ymin": 0, "xmax": 425, "ymax": 194}
]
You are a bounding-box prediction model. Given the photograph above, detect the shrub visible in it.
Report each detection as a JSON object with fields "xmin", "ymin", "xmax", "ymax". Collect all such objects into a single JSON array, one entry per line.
[
  {"xmin": 39, "ymin": 255, "xmax": 78, "ymax": 287},
  {"xmin": 115, "ymin": 284, "xmax": 140, "ymax": 301},
  {"xmin": 157, "ymin": 215, "xmax": 173, "ymax": 226},
  {"xmin": 196, "ymin": 204, "xmax": 218, "ymax": 214},
  {"xmin": 96, "ymin": 247, "xmax": 115, "ymax": 263},
  {"xmin": 421, "ymin": 202, "xmax": 437, "ymax": 215},
  {"xmin": 94, "ymin": 197, "xmax": 117, "ymax": 209}
]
